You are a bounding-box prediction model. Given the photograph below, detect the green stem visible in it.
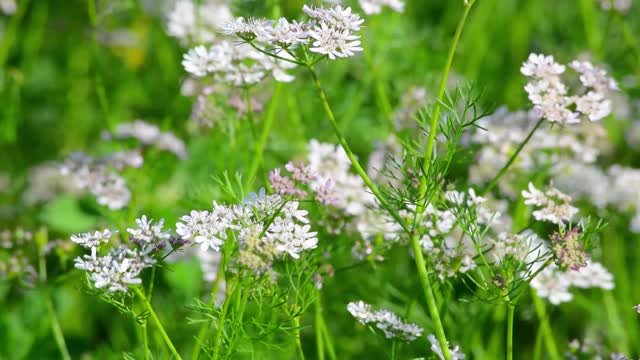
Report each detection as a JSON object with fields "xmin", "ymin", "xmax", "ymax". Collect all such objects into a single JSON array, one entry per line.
[
  {"xmin": 191, "ymin": 252, "xmax": 226, "ymax": 360},
  {"xmin": 391, "ymin": 340, "xmax": 398, "ymax": 360},
  {"xmin": 134, "ymin": 287, "xmax": 183, "ymax": 360},
  {"xmin": 409, "ymin": 236, "xmax": 451, "ymax": 359},
  {"xmin": 410, "ymin": 2, "xmax": 477, "ymax": 358},
  {"xmin": 419, "ymin": 0, "xmax": 475, "ymax": 178},
  {"xmin": 315, "ymin": 300, "xmax": 325, "ymax": 360},
  {"xmin": 246, "ymin": 83, "xmax": 282, "ymax": 190},
  {"xmin": 306, "ymin": 66, "xmax": 410, "ymax": 234},
  {"xmin": 142, "ymin": 322, "xmax": 150, "ymax": 360},
  {"xmin": 293, "ymin": 313, "xmax": 305, "ymax": 360},
  {"xmin": 212, "ymin": 278, "xmax": 235, "ymax": 360},
  {"xmin": 36, "ymin": 229, "xmax": 71, "ymax": 360},
  {"xmin": 318, "ymin": 311, "xmax": 336, "ymax": 360},
  {"xmin": 45, "ymin": 291, "xmax": 72, "ymax": 360},
  {"xmin": 482, "ymin": 117, "xmax": 544, "ymax": 195},
  {"xmin": 506, "ymin": 303, "xmax": 515, "ymax": 360},
  {"xmin": 531, "ymin": 290, "xmax": 560, "ymax": 360}
]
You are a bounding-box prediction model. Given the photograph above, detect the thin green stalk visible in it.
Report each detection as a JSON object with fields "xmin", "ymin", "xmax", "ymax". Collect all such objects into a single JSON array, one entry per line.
[
  {"xmin": 481, "ymin": 117, "xmax": 544, "ymax": 195},
  {"xmin": 419, "ymin": 0, "xmax": 476, "ymax": 180},
  {"xmin": 191, "ymin": 252, "xmax": 226, "ymax": 360},
  {"xmin": 293, "ymin": 314, "xmax": 305, "ymax": 360},
  {"xmin": 45, "ymin": 291, "xmax": 72, "ymax": 360},
  {"xmin": 409, "ymin": 236, "xmax": 451, "ymax": 360},
  {"xmin": 315, "ymin": 300, "xmax": 326, "ymax": 360},
  {"xmin": 531, "ymin": 290, "xmax": 561, "ymax": 360},
  {"xmin": 142, "ymin": 323, "xmax": 150, "ymax": 360},
  {"xmin": 306, "ymin": 66, "xmax": 410, "ymax": 234},
  {"xmin": 506, "ymin": 303, "xmax": 515, "ymax": 360},
  {"xmin": 391, "ymin": 340, "xmax": 398, "ymax": 360},
  {"xmin": 134, "ymin": 287, "xmax": 183, "ymax": 360},
  {"xmin": 36, "ymin": 229, "xmax": 71, "ymax": 360},
  {"xmin": 409, "ymin": 2, "xmax": 477, "ymax": 358},
  {"xmin": 212, "ymin": 278, "xmax": 235, "ymax": 360},
  {"xmin": 246, "ymin": 83, "xmax": 282, "ymax": 189},
  {"xmin": 318, "ymin": 311, "xmax": 336, "ymax": 360}
]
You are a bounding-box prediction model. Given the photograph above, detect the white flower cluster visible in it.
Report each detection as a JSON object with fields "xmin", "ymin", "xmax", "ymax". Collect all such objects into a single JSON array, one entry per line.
[
  {"xmin": 166, "ymin": 0, "xmax": 232, "ymax": 44},
  {"xmin": 467, "ymin": 107, "xmax": 609, "ymax": 196},
  {"xmin": 522, "ymin": 182, "xmax": 578, "ymax": 225},
  {"xmin": 60, "ymin": 152, "xmax": 135, "ymax": 210},
  {"xmin": 176, "ymin": 190, "xmax": 318, "ymax": 273},
  {"xmin": 358, "ymin": 0, "xmax": 405, "ymax": 15},
  {"xmin": 413, "ymin": 188, "xmax": 508, "ymax": 280},
  {"xmin": 308, "ymin": 139, "xmax": 376, "ymax": 216},
  {"xmin": 71, "ymin": 229, "xmax": 116, "ymax": 249},
  {"xmin": 220, "ymin": 5, "xmax": 364, "ymax": 60},
  {"xmin": 72, "ymin": 215, "xmax": 171, "ymax": 293},
  {"xmin": 74, "ymin": 246, "xmax": 155, "ymax": 293},
  {"xmin": 109, "ymin": 119, "xmax": 188, "ymax": 159},
  {"xmin": 521, "ymin": 53, "xmax": 617, "ymax": 124},
  {"xmin": 346, "ymin": 300, "xmax": 423, "ymax": 341},
  {"xmin": 428, "ymin": 334, "xmax": 466, "ymax": 360},
  {"xmin": 554, "ymin": 164, "xmax": 640, "ymax": 233},
  {"xmin": 182, "ymin": 41, "xmax": 297, "ymax": 85},
  {"xmin": 531, "ymin": 261, "xmax": 614, "ymax": 305}
]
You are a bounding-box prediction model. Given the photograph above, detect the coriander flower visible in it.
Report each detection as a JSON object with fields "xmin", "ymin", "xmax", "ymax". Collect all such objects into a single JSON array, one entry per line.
[
  {"xmin": 521, "ymin": 53, "xmax": 616, "ymax": 124},
  {"xmin": 346, "ymin": 300, "xmax": 423, "ymax": 341},
  {"xmin": 522, "ymin": 182, "xmax": 577, "ymax": 225},
  {"xmin": 71, "ymin": 229, "xmax": 116, "ymax": 249},
  {"xmin": 428, "ymin": 334, "xmax": 466, "ymax": 360}
]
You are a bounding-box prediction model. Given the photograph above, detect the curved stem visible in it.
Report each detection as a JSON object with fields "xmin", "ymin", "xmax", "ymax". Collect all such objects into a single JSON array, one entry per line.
[
  {"xmin": 506, "ymin": 303, "xmax": 515, "ymax": 360},
  {"xmin": 481, "ymin": 117, "xmax": 544, "ymax": 195},
  {"xmin": 306, "ymin": 65, "xmax": 410, "ymax": 234},
  {"xmin": 134, "ymin": 287, "xmax": 183, "ymax": 360}
]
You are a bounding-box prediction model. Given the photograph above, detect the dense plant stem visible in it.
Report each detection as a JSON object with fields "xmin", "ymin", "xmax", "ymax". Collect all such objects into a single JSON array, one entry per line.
[
  {"xmin": 481, "ymin": 117, "xmax": 544, "ymax": 195},
  {"xmin": 134, "ymin": 287, "xmax": 183, "ymax": 360},
  {"xmin": 191, "ymin": 253, "xmax": 226, "ymax": 360},
  {"xmin": 531, "ymin": 290, "xmax": 561, "ymax": 360},
  {"xmin": 305, "ymin": 66, "xmax": 410, "ymax": 234},
  {"xmin": 506, "ymin": 303, "xmax": 515, "ymax": 360}
]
